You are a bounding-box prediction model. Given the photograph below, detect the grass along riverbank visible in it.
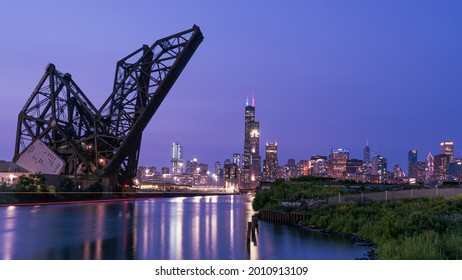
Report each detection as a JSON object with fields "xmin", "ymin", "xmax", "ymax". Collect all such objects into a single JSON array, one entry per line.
[
  {"xmin": 305, "ymin": 197, "xmax": 462, "ymax": 259},
  {"xmin": 253, "ymin": 180, "xmax": 462, "ymax": 259}
]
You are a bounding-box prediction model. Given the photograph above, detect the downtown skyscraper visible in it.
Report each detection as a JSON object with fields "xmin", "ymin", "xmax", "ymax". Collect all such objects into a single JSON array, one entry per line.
[
  {"xmin": 242, "ymin": 94, "xmax": 261, "ymax": 191},
  {"xmin": 171, "ymin": 142, "xmax": 183, "ymax": 175},
  {"xmin": 263, "ymin": 141, "xmax": 278, "ymax": 181},
  {"xmin": 364, "ymin": 141, "xmax": 370, "ymax": 163},
  {"xmin": 329, "ymin": 148, "xmax": 350, "ymax": 178},
  {"xmin": 440, "ymin": 141, "xmax": 454, "ymax": 162}
]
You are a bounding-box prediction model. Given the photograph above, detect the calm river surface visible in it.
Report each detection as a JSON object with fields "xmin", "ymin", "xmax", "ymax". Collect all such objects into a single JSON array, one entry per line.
[{"xmin": 0, "ymin": 195, "xmax": 369, "ymax": 260}]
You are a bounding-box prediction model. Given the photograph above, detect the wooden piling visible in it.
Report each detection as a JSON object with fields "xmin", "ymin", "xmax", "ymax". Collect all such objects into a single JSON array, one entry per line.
[{"xmin": 246, "ymin": 221, "xmax": 251, "ymax": 243}]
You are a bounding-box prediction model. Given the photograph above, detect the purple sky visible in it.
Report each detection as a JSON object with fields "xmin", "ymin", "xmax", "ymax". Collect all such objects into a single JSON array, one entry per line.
[{"xmin": 1, "ymin": 1, "xmax": 462, "ymax": 172}]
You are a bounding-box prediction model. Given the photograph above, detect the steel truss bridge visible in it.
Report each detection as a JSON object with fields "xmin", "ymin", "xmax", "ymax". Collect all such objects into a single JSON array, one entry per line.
[{"xmin": 13, "ymin": 25, "xmax": 203, "ymax": 187}]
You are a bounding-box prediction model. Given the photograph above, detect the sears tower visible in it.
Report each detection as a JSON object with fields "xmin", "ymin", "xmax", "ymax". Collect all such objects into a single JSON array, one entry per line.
[{"xmin": 242, "ymin": 93, "xmax": 261, "ymax": 191}]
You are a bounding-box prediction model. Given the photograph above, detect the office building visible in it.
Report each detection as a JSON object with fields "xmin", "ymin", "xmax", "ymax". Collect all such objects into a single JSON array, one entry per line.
[
  {"xmin": 224, "ymin": 160, "xmax": 240, "ymax": 191},
  {"xmin": 393, "ymin": 164, "xmax": 405, "ymax": 180},
  {"xmin": 372, "ymin": 155, "xmax": 387, "ymax": 183},
  {"xmin": 263, "ymin": 142, "xmax": 278, "ymax": 181},
  {"xmin": 448, "ymin": 159, "xmax": 462, "ymax": 181},
  {"xmin": 287, "ymin": 159, "xmax": 297, "ymax": 178},
  {"xmin": 408, "ymin": 150, "xmax": 418, "ymax": 178},
  {"xmin": 299, "ymin": 160, "xmax": 309, "ymax": 176},
  {"xmin": 434, "ymin": 154, "xmax": 450, "ymax": 181},
  {"xmin": 426, "ymin": 152, "xmax": 434, "ymax": 180},
  {"xmin": 309, "ymin": 155, "xmax": 328, "ymax": 176},
  {"xmin": 242, "ymin": 93, "xmax": 261, "ymax": 190},
  {"xmin": 185, "ymin": 158, "xmax": 198, "ymax": 174},
  {"xmin": 364, "ymin": 141, "xmax": 370, "ymax": 163},
  {"xmin": 171, "ymin": 142, "xmax": 183, "ymax": 175},
  {"xmin": 329, "ymin": 148, "xmax": 350, "ymax": 178},
  {"xmin": 440, "ymin": 141, "xmax": 454, "ymax": 162},
  {"xmin": 161, "ymin": 167, "xmax": 169, "ymax": 175},
  {"xmin": 233, "ymin": 153, "xmax": 241, "ymax": 169},
  {"xmin": 346, "ymin": 159, "xmax": 364, "ymax": 175}
]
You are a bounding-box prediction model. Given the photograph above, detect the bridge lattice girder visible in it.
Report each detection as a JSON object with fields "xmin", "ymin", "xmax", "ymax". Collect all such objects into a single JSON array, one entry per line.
[
  {"xmin": 14, "ymin": 64, "xmax": 99, "ymax": 176},
  {"xmin": 14, "ymin": 25, "xmax": 203, "ymax": 185}
]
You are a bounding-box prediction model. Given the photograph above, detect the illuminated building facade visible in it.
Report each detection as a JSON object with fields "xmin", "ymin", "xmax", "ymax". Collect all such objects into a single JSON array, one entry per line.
[
  {"xmin": 138, "ymin": 166, "xmax": 157, "ymax": 182},
  {"xmin": 329, "ymin": 148, "xmax": 350, "ymax": 178},
  {"xmin": 408, "ymin": 150, "xmax": 418, "ymax": 178},
  {"xmin": 287, "ymin": 159, "xmax": 297, "ymax": 178},
  {"xmin": 364, "ymin": 142, "xmax": 370, "ymax": 163},
  {"xmin": 434, "ymin": 154, "xmax": 450, "ymax": 181},
  {"xmin": 233, "ymin": 153, "xmax": 241, "ymax": 169},
  {"xmin": 440, "ymin": 141, "xmax": 454, "ymax": 162},
  {"xmin": 448, "ymin": 158, "xmax": 462, "ymax": 181},
  {"xmin": 372, "ymin": 155, "xmax": 387, "ymax": 183},
  {"xmin": 263, "ymin": 142, "xmax": 278, "ymax": 181},
  {"xmin": 171, "ymin": 142, "xmax": 183, "ymax": 175},
  {"xmin": 242, "ymin": 94, "xmax": 261, "ymax": 190},
  {"xmin": 185, "ymin": 158, "xmax": 198, "ymax": 174},
  {"xmin": 413, "ymin": 162, "xmax": 427, "ymax": 182},
  {"xmin": 299, "ymin": 160, "xmax": 309, "ymax": 176},
  {"xmin": 309, "ymin": 155, "xmax": 328, "ymax": 176},
  {"xmin": 185, "ymin": 160, "xmax": 208, "ymax": 175},
  {"xmin": 393, "ymin": 164, "xmax": 405, "ymax": 180},
  {"xmin": 426, "ymin": 152, "xmax": 434, "ymax": 180},
  {"xmin": 215, "ymin": 161, "xmax": 223, "ymax": 185},
  {"xmin": 344, "ymin": 159, "xmax": 364, "ymax": 181},
  {"xmin": 161, "ymin": 167, "xmax": 169, "ymax": 175},
  {"xmin": 346, "ymin": 159, "xmax": 364, "ymax": 174},
  {"xmin": 224, "ymin": 161, "xmax": 240, "ymax": 191},
  {"xmin": 215, "ymin": 161, "xmax": 222, "ymax": 177}
]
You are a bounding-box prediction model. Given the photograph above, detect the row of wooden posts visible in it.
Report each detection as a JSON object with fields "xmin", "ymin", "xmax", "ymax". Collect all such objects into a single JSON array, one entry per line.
[
  {"xmin": 246, "ymin": 214, "xmax": 259, "ymax": 245},
  {"xmin": 246, "ymin": 210, "xmax": 311, "ymax": 259}
]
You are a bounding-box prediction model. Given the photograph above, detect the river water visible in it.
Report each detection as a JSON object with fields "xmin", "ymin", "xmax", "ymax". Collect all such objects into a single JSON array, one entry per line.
[{"xmin": 0, "ymin": 195, "xmax": 369, "ymax": 260}]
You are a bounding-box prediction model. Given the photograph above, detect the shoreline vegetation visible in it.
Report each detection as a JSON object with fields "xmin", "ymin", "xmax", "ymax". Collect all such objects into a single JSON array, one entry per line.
[{"xmin": 253, "ymin": 177, "xmax": 462, "ymax": 260}]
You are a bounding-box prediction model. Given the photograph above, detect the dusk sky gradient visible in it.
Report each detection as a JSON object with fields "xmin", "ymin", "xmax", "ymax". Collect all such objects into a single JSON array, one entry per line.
[{"xmin": 1, "ymin": 0, "xmax": 462, "ymax": 172}]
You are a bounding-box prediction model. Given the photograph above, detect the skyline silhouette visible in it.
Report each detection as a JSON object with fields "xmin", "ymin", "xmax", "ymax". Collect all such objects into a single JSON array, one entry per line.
[{"xmin": 1, "ymin": 0, "xmax": 461, "ymax": 171}]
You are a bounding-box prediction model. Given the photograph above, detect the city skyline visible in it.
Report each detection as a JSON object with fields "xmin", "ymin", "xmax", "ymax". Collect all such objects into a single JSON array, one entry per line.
[
  {"xmin": 136, "ymin": 123, "xmax": 456, "ymax": 178},
  {"xmin": 1, "ymin": 1, "xmax": 462, "ymax": 173}
]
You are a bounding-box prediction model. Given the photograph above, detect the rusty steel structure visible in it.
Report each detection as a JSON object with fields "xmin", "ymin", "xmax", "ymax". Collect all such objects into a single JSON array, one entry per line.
[{"xmin": 14, "ymin": 25, "xmax": 203, "ymax": 186}]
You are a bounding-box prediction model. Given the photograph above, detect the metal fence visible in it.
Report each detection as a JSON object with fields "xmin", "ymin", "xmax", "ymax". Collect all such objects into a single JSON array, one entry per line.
[{"xmin": 327, "ymin": 188, "xmax": 462, "ymax": 205}]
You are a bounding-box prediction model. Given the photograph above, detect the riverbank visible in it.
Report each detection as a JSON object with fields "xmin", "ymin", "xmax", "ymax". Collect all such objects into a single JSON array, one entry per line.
[
  {"xmin": 257, "ymin": 209, "xmax": 376, "ymax": 259},
  {"xmin": 257, "ymin": 197, "xmax": 462, "ymax": 259},
  {"xmin": 0, "ymin": 191, "xmax": 232, "ymax": 207},
  {"xmin": 253, "ymin": 179, "xmax": 462, "ymax": 259},
  {"xmin": 306, "ymin": 197, "xmax": 462, "ymax": 259}
]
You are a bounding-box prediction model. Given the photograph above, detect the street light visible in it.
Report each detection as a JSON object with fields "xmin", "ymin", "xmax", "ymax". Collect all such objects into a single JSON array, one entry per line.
[{"xmin": 9, "ymin": 174, "xmax": 15, "ymax": 186}]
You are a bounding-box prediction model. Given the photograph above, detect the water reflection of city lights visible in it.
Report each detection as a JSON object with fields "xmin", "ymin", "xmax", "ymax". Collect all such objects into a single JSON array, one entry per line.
[
  {"xmin": 191, "ymin": 196, "xmax": 201, "ymax": 204},
  {"xmin": 2, "ymin": 205, "xmax": 18, "ymax": 260},
  {"xmin": 168, "ymin": 199, "xmax": 184, "ymax": 259},
  {"xmin": 92, "ymin": 204, "xmax": 106, "ymax": 260}
]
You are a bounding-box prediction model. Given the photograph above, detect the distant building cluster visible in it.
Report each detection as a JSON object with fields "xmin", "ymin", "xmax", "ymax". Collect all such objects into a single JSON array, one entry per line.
[
  {"xmin": 133, "ymin": 95, "xmax": 460, "ymax": 192},
  {"xmin": 137, "ymin": 148, "xmax": 214, "ymax": 188},
  {"xmin": 406, "ymin": 141, "xmax": 461, "ymax": 185}
]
